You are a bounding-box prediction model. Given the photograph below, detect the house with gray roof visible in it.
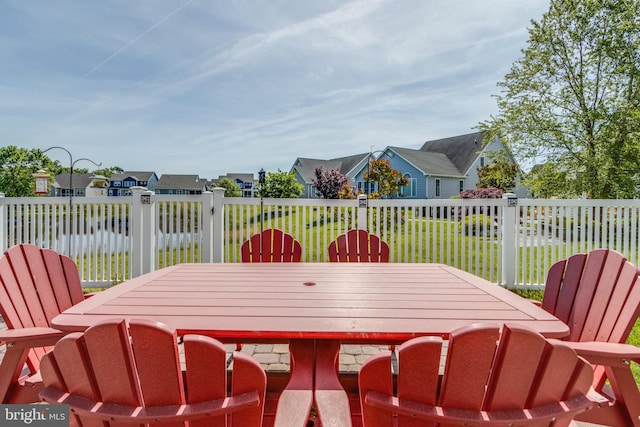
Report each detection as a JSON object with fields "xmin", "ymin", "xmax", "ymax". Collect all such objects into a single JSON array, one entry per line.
[
  {"xmin": 108, "ymin": 171, "xmax": 158, "ymax": 196},
  {"xmin": 214, "ymin": 173, "xmax": 256, "ymax": 197},
  {"xmin": 351, "ymin": 131, "xmax": 507, "ymax": 199},
  {"xmin": 155, "ymin": 174, "xmax": 208, "ymax": 195},
  {"xmin": 291, "ymin": 153, "xmax": 370, "ymax": 198},
  {"xmin": 51, "ymin": 173, "xmax": 111, "ymax": 197}
]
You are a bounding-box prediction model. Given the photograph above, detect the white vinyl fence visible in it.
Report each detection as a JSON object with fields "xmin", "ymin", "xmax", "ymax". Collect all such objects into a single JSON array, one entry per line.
[{"xmin": 1, "ymin": 187, "xmax": 639, "ymax": 289}]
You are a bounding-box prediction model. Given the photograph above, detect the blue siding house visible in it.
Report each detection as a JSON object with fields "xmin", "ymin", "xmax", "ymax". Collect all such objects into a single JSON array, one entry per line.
[
  {"xmin": 351, "ymin": 131, "xmax": 507, "ymax": 199},
  {"xmin": 107, "ymin": 171, "xmax": 158, "ymax": 196}
]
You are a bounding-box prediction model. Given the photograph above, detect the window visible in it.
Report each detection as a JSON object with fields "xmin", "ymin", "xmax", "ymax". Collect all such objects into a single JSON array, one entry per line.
[
  {"xmin": 435, "ymin": 178, "xmax": 441, "ymax": 197},
  {"xmin": 459, "ymin": 180, "xmax": 464, "ymax": 193},
  {"xmin": 400, "ymin": 174, "xmax": 417, "ymax": 197}
]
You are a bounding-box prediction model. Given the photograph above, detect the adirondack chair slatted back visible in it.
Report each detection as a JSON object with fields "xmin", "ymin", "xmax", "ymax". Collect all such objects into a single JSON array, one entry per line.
[
  {"xmin": 0, "ymin": 244, "xmax": 84, "ymax": 370},
  {"xmin": 328, "ymin": 229, "xmax": 390, "ymax": 262},
  {"xmin": 359, "ymin": 324, "xmax": 594, "ymax": 427},
  {"xmin": 39, "ymin": 319, "xmax": 267, "ymax": 427},
  {"xmin": 542, "ymin": 249, "xmax": 640, "ymax": 344},
  {"xmin": 241, "ymin": 229, "xmax": 302, "ymax": 263}
]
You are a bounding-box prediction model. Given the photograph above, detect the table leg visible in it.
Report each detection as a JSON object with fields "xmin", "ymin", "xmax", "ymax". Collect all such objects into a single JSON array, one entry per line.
[
  {"xmin": 273, "ymin": 339, "xmax": 314, "ymax": 427},
  {"xmin": 314, "ymin": 339, "xmax": 353, "ymax": 427}
]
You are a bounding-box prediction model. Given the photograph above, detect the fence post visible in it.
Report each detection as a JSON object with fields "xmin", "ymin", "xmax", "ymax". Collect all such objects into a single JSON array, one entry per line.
[
  {"xmin": 130, "ymin": 187, "xmax": 155, "ymax": 277},
  {"xmin": 0, "ymin": 193, "xmax": 5, "ymax": 253},
  {"xmin": 211, "ymin": 188, "xmax": 225, "ymax": 263},
  {"xmin": 201, "ymin": 191, "xmax": 214, "ymax": 263},
  {"xmin": 501, "ymin": 193, "xmax": 518, "ymax": 287},
  {"xmin": 357, "ymin": 194, "xmax": 368, "ymax": 230}
]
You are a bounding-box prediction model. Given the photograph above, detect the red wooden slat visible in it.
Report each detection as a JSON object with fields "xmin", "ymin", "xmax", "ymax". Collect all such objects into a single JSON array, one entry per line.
[
  {"xmin": 45, "ymin": 333, "xmax": 104, "ymax": 427},
  {"xmin": 82, "ymin": 319, "xmax": 142, "ymax": 406},
  {"xmin": 184, "ymin": 334, "xmax": 227, "ymax": 427},
  {"xmin": 21, "ymin": 245, "xmax": 61, "ymax": 324},
  {"xmin": 567, "ymin": 250, "xmax": 607, "ymax": 341},
  {"xmin": 540, "ymin": 259, "xmax": 565, "ymax": 317},
  {"xmin": 526, "ymin": 343, "xmax": 578, "ymax": 407},
  {"xmin": 3, "ymin": 245, "xmax": 45, "ymax": 328},
  {"xmin": 128, "ymin": 321, "xmax": 184, "ymax": 418},
  {"xmin": 241, "ymin": 229, "xmax": 302, "ymax": 263},
  {"xmin": 397, "ymin": 337, "xmax": 441, "ymax": 427},
  {"xmin": 555, "ymin": 254, "xmax": 587, "ymax": 325},
  {"xmin": 359, "ymin": 353, "xmax": 394, "ymax": 427},
  {"xmin": 483, "ymin": 324, "xmax": 546, "ymax": 411},
  {"xmin": 438, "ymin": 324, "xmax": 500, "ymax": 410},
  {"xmin": 231, "ymin": 351, "xmax": 267, "ymax": 427},
  {"xmin": 328, "ymin": 230, "xmax": 390, "ymax": 263},
  {"xmin": 580, "ymin": 250, "xmax": 624, "ymax": 342}
]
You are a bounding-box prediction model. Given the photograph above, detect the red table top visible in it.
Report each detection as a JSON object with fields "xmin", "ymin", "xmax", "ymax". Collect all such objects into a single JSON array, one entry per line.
[{"xmin": 52, "ymin": 263, "xmax": 569, "ymax": 342}]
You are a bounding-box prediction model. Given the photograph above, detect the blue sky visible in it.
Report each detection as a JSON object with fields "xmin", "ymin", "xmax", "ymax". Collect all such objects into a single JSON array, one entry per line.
[{"xmin": 1, "ymin": 0, "xmax": 549, "ymax": 179}]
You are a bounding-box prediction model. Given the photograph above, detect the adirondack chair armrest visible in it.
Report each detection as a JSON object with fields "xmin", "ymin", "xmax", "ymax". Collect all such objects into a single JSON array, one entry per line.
[
  {"xmin": 40, "ymin": 385, "xmax": 261, "ymax": 423},
  {"xmin": 0, "ymin": 327, "xmax": 66, "ymax": 348},
  {"xmin": 364, "ymin": 390, "xmax": 593, "ymax": 425},
  {"xmin": 550, "ymin": 340, "xmax": 640, "ymax": 366}
]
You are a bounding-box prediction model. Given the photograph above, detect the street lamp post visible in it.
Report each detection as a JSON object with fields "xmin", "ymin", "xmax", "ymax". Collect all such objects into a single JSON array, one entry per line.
[
  {"xmin": 258, "ymin": 168, "xmax": 266, "ymax": 236},
  {"xmin": 41, "ymin": 146, "xmax": 101, "ymax": 256}
]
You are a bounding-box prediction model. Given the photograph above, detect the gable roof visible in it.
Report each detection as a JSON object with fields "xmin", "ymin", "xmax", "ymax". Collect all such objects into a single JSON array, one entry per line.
[
  {"xmin": 110, "ymin": 171, "xmax": 156, "ymax": 182},
  {"xmin": 155, "ymin": 174, "xmax": 206, "ymax": 191},
  {"xmin": 388, "ymin": 147, "xmax": 461, "ymax": 177},
  {"xmin": 419, "ymin": 131, "xmax": 485, "ymax": 175},
  {"xmin": 292, "ymin": 153, "xmax": 369, "ymax": 184},
  {"xmin": 54, "ymin": 173, "xmax": 93, "ymax": 189},
  {"xmin": 216, "ymin": 173, "xmax": 255, "ymax": 183}
]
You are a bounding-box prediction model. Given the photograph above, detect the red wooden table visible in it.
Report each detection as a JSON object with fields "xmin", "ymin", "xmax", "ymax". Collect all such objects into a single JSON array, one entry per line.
[{"xmin": 51, "ymin": 263, "xmax": 568, "ymax": 426}]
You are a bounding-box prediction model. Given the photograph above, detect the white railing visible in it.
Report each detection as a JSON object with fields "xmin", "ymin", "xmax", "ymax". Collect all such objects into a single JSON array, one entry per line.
[{"xmin": 1, "ymin": 188, "xmax": 639, "ymax": 289}]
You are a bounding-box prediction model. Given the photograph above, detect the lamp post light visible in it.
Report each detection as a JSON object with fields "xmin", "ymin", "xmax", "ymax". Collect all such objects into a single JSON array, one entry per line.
[
  {"xmin": 41, "ymin": 146, "xmax": 101, "ymax": 256},
  {"xmin": 258, "ymin": 168, "xmax": 266, "ymax": 236}
]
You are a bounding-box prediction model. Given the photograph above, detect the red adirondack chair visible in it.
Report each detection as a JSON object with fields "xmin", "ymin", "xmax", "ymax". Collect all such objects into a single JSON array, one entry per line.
[
  {"xmin": 39, "ymin": 318, "xmax": 267, "ymax": 426},
  {"xmin": 359, "ymin": 323, "xmax": 594, "ymax": 427},
  {"xmin": 328, "ymin": 229, "xmax": 389, "ymax": 262},
  {"xmin": 541, "ymin": 248, "xmax": 640, "ymax": 426},
  {"xmin": 0, "ymin": 244, "xmax": 88, "ymax": 404},
  {"xmin": 242, "ymin": 229, "xmax": 302, "ymax": 263}
]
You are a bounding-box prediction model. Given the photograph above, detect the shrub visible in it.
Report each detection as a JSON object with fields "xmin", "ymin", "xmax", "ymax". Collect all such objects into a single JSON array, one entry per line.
[{"xmin": 460, "ymin": 214, "xmax": 494, "ymax": 236}]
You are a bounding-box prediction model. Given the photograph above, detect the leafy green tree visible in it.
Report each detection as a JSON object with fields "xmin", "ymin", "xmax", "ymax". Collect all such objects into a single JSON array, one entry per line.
[
  {"xmin": 312, "ymin": 167, "xmax": 348, "ymax": 199},
  {"xmin": 0, "ymin": 146, "xmax": 59, "ymax": 197},
  {"xmin": 215, "ymin": 177, "xmax": 242, "ymax": 197},
  {"xmin": 258, "ymin": 170, "xmax": 303, "ymax": 198},
  {"xmin": 482, "ymin": 0, "xmax": 640, "ymax": 198},
  {"xmin": 364, "ymin": 159, "xmax": 408, "ymax": 199},
  {"xmin": 93, "ymin": 166, "xmax": 124, "ymax": 178},
  {"xmin": 477, "ymin": 162, "xmax": 519, "ymax": 191}
]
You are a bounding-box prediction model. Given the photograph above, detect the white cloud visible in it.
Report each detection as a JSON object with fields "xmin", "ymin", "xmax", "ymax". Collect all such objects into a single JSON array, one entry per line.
[{"xmin": 0, "ymin": 0, "xmax": 549, "ymax": 178}]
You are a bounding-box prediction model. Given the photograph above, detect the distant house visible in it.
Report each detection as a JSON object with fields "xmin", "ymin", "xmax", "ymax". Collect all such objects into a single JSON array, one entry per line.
[
  {"xmin": 51, "ymin": 173, "xmax": 95, "ymax": 197},
  {"xmin": 108, "ymin": 171, "xmax": 158, "ymax": 196},
  {"xmin": 291, "ymin": 153, "xmax": 370, "ymax": 198},
  {"xmin": 155, "ymin": 174, "xmax": 208, "ymax": 195},
  {"xmin": 214, "ymin": 173, "xmax": 255, "ymax": 197},
  {"xmin": 351, "ymin": 131, "xmax": 508, "ymax": 199}
]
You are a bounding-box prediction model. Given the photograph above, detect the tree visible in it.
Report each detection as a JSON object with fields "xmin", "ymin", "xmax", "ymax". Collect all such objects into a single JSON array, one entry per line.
[
  {"xmin": 0, "ymin": 146, "xmax": 59, "ymax": 197},
  {"xmin": 477, "ymin": 161, "xmax": 519, "ymax": 191},
  {"xmin": 93, "ymin": 166, "xmax": 124, "ymax": 178},
  {"xmin": 482, "ymin": 0, "xmax": 640, "ymax": 198},
  {"xmin": 215, "ymin": 177, "xmax": 242, "ymax": 197},
  {"xmin": 363, "ymin": 159, "xmax": 408, "ymax": 199},
  {"xmin": 258, "ymin": 170, "xmax": 303, "ymax": 198},
  {"xmin": 312, "ymin": 167, "xmax": 348, "ymax": 199}
]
